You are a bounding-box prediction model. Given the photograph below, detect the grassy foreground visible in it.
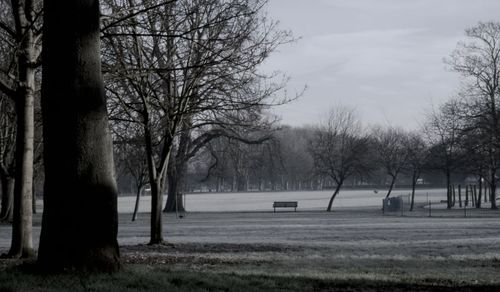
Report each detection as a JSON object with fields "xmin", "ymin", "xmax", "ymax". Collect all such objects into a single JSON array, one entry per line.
[{"xmin": 1, "ymin": 256, "xmax": 500, "ymax": 292}]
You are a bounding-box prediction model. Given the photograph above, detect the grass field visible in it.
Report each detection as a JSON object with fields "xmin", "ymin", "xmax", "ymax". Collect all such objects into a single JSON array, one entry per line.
[{"xmin": 1, "ymin": 189, "xmax": 500, "ymax": 291}]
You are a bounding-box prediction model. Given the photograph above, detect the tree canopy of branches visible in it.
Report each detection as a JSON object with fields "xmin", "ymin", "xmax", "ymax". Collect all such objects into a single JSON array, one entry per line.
[
  {"xmin": 371, "ymin": 126, "xmax": 409, "ymax": 199},
  {"xmin": 102, "ymin": 0, "xmax": 292, "ymax": 243},
  {"xmin": 309, "ymin": 107, "xmax": 371, "ymax": 211},
  {"xmin": 447, "ymin": 21, "xmax": 500, "ymax": 209}
]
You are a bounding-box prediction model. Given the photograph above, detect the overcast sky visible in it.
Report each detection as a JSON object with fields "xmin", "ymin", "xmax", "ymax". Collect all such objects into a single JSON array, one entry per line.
[{"xmin": 262, "ymin": 0, "xmax": 500, "ymax": 130}]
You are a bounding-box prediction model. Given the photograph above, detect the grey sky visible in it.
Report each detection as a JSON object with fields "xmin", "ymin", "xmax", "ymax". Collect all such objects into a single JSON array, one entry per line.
[{"xmin": 263, "ymin": 0, "xmax": 500, "ymax": 130}]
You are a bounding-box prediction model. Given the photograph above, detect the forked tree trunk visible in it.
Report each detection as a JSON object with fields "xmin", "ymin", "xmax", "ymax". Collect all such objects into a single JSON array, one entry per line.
[
  {"xmin": 326, "ymin": 182, "xmax": 343, "ymax": 212},
  {"xmin": 0, "ymin": 176, "xmax": 14, "ymax": 221},
  {"xmin": 38, "ymin": 0, "xmax": 120, "ymax": 272}
]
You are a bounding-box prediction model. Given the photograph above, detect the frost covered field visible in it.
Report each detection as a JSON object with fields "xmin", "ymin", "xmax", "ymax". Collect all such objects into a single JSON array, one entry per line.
[
  {"xmin": 2, "ymin": 188, "xmax": 500, "ymax": 286},
  {"xmin": 117, "ymin": 188, "xmax": 447, "ymax": 213}
]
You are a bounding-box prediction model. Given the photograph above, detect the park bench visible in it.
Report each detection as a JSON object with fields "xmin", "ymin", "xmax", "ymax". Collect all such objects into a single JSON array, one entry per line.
[{"xmin": 273, "ymin": 201, "xmax": 298, "ymax": 212}]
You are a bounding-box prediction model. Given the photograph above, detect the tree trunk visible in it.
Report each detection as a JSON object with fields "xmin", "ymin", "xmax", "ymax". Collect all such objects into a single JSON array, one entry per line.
[
  {"xmin": 477, "ymin": 177, "xmax": 482, "ymax": 208},
  {"xmin": 8, "ymin": 38, "xmax": 36, "ymax": 259},
  {"xmin": 149, "ymin": 180, "xmax": 163, "ymax": 244},
  {"xmin": 490, "ymin": 178, "xmax": 497, "ymax": 209},
  {"xmin": 410, "ymin": 170, "xmax": 417, "ymax": 211},
  {"xmin": 163, "ymin": 163, "xmax": 185, "ymax": 213},
  {"xmin": 326, "ymin": 182, "xmax": 343, "ymax": 212},
  {"xmin": 385, "ymin": 175, "xmax": 397, "ymax": 199},
  {"xmin": 458, "ymin": 185, "xmax": 462, "ymax": 207},
  {"xmin": 0, "ymin": 176, "xmax": 14, "ymax": 221},
  {"xmin": 132, "ymin": 186, "xmax": 141, "ymax": 222},
  {"xmin": 38, "ymin": 0, "xmax": 120, "ymax": 272},
  {"xmin": 32, "ymin": 182, "xmax": 36, "ymax": 214},
  {"xmin": 445, "ymin": 170, "xmax": 452, "ymax": 209}
]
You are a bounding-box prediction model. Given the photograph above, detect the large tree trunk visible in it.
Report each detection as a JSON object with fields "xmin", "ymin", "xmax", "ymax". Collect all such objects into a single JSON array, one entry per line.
[
  {"xmin": 38, "ymin": 0, "xmax": 120, "ymax": 272},
  {"xmin": 163, "ymin": 162, "xmax": 186, "ymax": 213},
  {"xmin": 326, "ymin": 182, "xmax": 343, "ymax": 212},
  {"xmin": 0, "ymin": 176, "xmax": 14, "ymax": 221}
]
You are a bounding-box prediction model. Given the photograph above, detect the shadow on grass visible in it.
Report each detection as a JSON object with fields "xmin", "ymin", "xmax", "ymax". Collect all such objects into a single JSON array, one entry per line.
[{"xmin": 0, "ymin": 261, "xmax": 499, "ymax": 292}]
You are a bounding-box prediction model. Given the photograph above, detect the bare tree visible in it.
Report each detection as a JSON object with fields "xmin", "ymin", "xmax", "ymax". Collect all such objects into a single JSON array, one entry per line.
[
  {"xmin": 113, "ymin": 132, "xmax": 148, "ymax": 221},
  {"xmin": 371, "ymin": 127, "xmax": 409, "ymax": 199},
  {"xmin": 309, "ymin": 107, "xmax": 371, "ymax": 212},
  {"xmin": 424, "ymin": 100, "xmax": 465, "ymax": 209},
  {"xmin": 102, "ymin": 0, "xmax": 292, "ymax": 243},
  {"xmin": 404, "ymin": 132, "xmax": 428, "ymax": 211},
  {"xmin": 447, "ymin": 22, "xmax": 500, "ymax": 209},
  {"xmin": 38, "ymin": 0, "xmax": 120, "ymax": 272}
]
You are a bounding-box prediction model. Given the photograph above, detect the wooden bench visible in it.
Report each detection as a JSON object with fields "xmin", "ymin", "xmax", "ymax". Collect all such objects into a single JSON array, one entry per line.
[{"xmin": 273, "ymin": 201, "xmax": 298, "ymax": 212}]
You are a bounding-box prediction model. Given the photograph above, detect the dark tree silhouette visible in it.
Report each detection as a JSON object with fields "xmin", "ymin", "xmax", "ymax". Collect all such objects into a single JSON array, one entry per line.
[{"xmin": 38, "ymin": 0, "xmax": 120, "ymax": 272}]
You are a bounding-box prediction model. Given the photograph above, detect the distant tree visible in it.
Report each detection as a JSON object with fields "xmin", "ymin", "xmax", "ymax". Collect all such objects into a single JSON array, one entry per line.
[
  {"xmin": 38, "ymin": 0, "xmax": 120, "ymax": 272},
  {"xmin": 447, "ymin": 21, "xmax": 500, "ymax": 209},
  {"xmin": 403, "ymin": 132, "xmax": 428, "ymax": 211},
  {"xmin": 113, "ymin": 130, "xmax": 148, "ymax": 222},
  {"xmin": 309, "ymin": 107, "xmax": 371, "ymax": 212},
  {"xmin": 371, "ymin": 127, "xmax": 409, "ymax": 199},
  {"xmin": 424, "ymin": 100, "xmax": 465, "ymax": 209}
]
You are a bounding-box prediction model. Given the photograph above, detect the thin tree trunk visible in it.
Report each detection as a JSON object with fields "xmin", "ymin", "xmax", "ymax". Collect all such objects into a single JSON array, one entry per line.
[
  {"xmin": 490, "ymin": 179, "xmax": 497, "ymax": 209},
  {"xmin": 32, "ymin": 183, "xmax": 36, "ymax": 214},
  {"xmin": 410, "ymin": 170, "xmax": 417, "ymax": 211},
  {"xmin": 326, "ymin": 182, "xmax": 343, "ymax": 212},
  {"xmin": 477, "ymin": 177, "xmax": 482, "ymax": 208},
  {"xmin": 458, "ymin": 184, "xmax": 462, "ymax": 207},
  {"xmin": 385, "ymin": 175, "xmax": 397, "ymax": 199},
  {"xmin": 38, "ymin": 0, "xmax": 120, "ymax": 272},
  {"xmin": 445, "ymin": 170, "xmax": 452, "ymax": 209},
  {"xmin": 132, "ymin": 186, "xmax": 141, "ymax": 222}
]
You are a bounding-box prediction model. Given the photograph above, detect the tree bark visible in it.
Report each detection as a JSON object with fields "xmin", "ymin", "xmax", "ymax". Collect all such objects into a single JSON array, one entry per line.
[
  {"xmin": 8, "ymin": 82, "xmax": 35, "ymax": 258},
  {"xmin": 326, "ymin": 182, "xmax": 343, "ymax": 212},
  {"xmin": 163, "ymin": 165, "xmax": 186, "ymax": 213},
  {"xmin": 38, "ymin": 0, "xmax": 120, "ymax": 272},
  {"xmin": 149, "ymin": 180, "xmax": 164, "ymax": 244}
]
